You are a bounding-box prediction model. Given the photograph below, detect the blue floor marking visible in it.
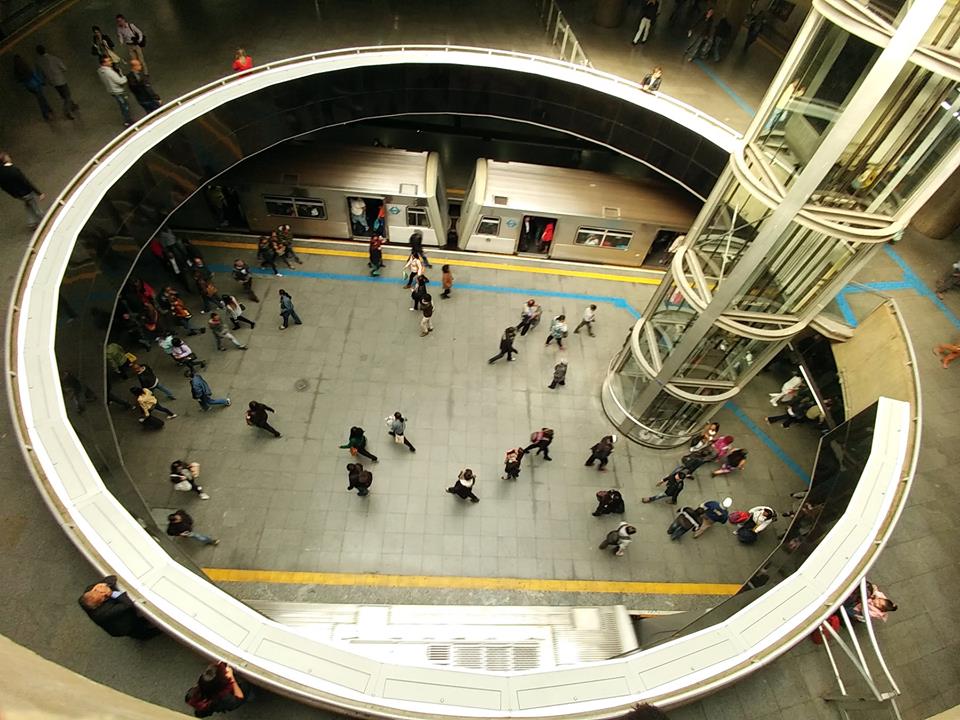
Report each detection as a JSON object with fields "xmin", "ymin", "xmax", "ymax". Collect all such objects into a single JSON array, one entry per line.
[
  {"xmin": 883, "ymin": 246, "xmax": 960, "ymax": 330},
  {"xmin": 726, "ymin": 403, "xmax": 809, "ymax": 483},
  {"xmin": 214, "ymin": 263, "xmax": 808, "ymax": 480},
  {"xmin": 693, "ymin": 60, "xmax": 756, "ymax": 117},
  {"xmin": 835, "ymin": 291, "xmax": 857, "ymax": 327}
]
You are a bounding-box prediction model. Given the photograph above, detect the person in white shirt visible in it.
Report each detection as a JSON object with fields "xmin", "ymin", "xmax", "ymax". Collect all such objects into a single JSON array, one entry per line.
[
  {"xmin": 35, "ymin": 45, "xmax": 79, "ymax": 119},
  {"xmin": 573, "ymin": 304, "xmax": 597, "ymax": 336},
  {"xmin": 96, "ymin": 55, "xmax": 132, "ymax": 126},
  {"xmin": 115, "ymin": 14, "xmax": 147, "ymax": 72}
]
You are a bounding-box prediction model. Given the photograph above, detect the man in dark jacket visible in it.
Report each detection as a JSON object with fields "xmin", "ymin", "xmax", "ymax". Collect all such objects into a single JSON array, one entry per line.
[
  {"xmin": 585, "ymin": 434, "xmax": 616, "ymax": 470},
  {"xmin": 0, "ymin": 152, "xmax": 44, "ymax": 228},
  {"xmin": 125, "ymin": 58, "xmax": 159, "ymax": 112},
  {"xmin": 642, "ymin": 468, "xmax": 689, "ymax": 504},
  {"xmin": 78, "ymin": 575, "xmax": 160, "ymax": 639},
  {"xmin": 592, "ymin": 489, "xmax": 625, "ymax": 516},
  {"xmin": 166, "ymin": 509, "xmax": 218, "ymax": 545},
  {"xmin": 488, "ymin": 327, "xmax": 519, "ymax": 363},
  {"xmin": 246, "ymin": 400, "xmax": 281, "ymax": 437},
  {"xmin": 523, "ymin": 427, "xmax": 555, "ymax": 461}
]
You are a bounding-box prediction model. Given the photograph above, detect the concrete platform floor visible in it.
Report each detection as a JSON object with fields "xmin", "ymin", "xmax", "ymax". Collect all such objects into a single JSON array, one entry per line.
[{"xmin": 0, "ymin": 1, "xmax": 958, "ymax": 719}]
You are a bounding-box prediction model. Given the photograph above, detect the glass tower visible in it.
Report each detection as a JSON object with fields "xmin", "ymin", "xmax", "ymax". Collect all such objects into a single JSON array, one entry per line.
[{"xmin": 603, "ymin": 0, "xmax": 960, "ymax": 447}]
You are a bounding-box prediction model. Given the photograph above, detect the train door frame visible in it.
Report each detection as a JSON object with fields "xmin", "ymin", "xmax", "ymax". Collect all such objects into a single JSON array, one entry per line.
[
  {"xmin": 517, "ymin": 214, "xmax": 558, "ymax": 256},
  {"xmin": 347, "ymin": 195, "xmax": 386, "ymax": 239}
]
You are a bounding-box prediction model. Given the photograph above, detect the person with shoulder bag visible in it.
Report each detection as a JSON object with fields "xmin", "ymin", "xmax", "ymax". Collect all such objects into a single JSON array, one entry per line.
[
  {"xmin": 169, "ymin": 459, "xmax": 208, "ymax": 499},
  {"xmin": 385, "ymin": 411, "xmax": 416, "ymax": 452},
  {"xmin": 598, "ymin": 521, "xmax": 636, "ymax": 556},
  {"xmin": 115, "ymin": 14, "xmax": 147, "ymax": 72},
  {"xmin": 340, "ymin": 426, "xmax": 377, "ymax": 461},
  {"xmin": 447, "ymin": 468, "xmax": 480, "ymax": 503}
]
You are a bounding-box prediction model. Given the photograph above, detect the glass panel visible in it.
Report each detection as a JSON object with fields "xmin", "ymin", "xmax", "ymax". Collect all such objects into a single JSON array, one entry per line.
[
  {"xmin": 675, "ymin": 330, "xmax": 765, "ymax": 383},
  {"xmin": 731, "ymin": 223, "xmax": 861, "ymax": 316},
  {"xmin": 813, "ymin": 69, "xmax": 960, "ymax": 215},
  {"xmin": 691, "ymin": 178, "xmax": 773, "ymax": 283},
  {"xmin": 477, "ymin": 216, "xmax": 500, "ymax": 235},
  {"xmin": 293, "ymin": 199, "xmax": 326, "ymax": 219},
  {"xmin": 264, "ymin": 195, "xmax": 295, "ymax": 216},
  {"xmin": 756, "ymin": 24, "xmax": 881, "ymax": 187},
  {"xmin": 574, "ymin": 227, "xmax": 633, "ymax": 250},
  {"xmin": 921, "ymin": 1, "xmax": 960, "ymax": 52},
  {"xmin": 406, "ymin": 207, "xmax": 430, "ymax": 227}
]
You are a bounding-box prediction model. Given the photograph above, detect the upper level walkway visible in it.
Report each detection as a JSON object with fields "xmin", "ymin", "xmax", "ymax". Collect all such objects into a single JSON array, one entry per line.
[{"xmin": 0, "ymin": 1, "xmax": 957, "ymax": 719}]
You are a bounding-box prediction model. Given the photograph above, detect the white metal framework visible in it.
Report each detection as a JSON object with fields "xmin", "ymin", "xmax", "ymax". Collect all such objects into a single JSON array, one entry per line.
[{"xmin": 602, "ymin": 0, "xmax": 960, "ymax": 447}]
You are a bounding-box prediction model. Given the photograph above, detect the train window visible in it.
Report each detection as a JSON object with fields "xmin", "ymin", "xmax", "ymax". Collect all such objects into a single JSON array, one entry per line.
[
  {"xmin": 406, "ymin": 207, "xmax": 430, "ymax": 227},
  {"xmin": 293, "ymin": 199, "xmax": 327, "ymax": 220},
  {"xmin": 264, "ymin": 196, "xmax": 296, "ymax": 217},
  {"xmin": 477, "ymin": 216, "xmax": 501, "ymax": 235},
  {"xmin": 575, "ymin": 227, "xmax": 633, "ymax": 250}
]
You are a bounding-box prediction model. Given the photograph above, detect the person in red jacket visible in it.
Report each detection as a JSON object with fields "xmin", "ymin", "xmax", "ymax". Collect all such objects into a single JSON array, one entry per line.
[{"xmin": 232, "ymin": 48, "xmax": 253, "ymax": 72}]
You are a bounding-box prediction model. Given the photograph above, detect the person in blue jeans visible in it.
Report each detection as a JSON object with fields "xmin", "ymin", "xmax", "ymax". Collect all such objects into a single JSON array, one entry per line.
[
  {"xmin": 642, "ymin": 468, "xmax": 689, "ymax": 505},
  {"xmin": 187, "ymin": 369, "xmax": 231, "ymax": 410},
  {"xmin": 166, "ymin": 509, "xmax": 218, "ymax": 546},
  {"xmin": 13, "ymin": 53, "xmax": 53, "ymax": 120},
  {"xmin": 278, "ymin": 288, "xmax": 302, "ymax": 330}
]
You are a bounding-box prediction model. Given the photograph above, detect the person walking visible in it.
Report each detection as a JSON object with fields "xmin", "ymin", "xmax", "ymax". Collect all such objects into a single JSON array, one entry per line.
[
  {"xmin": 666, "ymin": 506, "xmax": 704, "ymax": 541},
  {"xmin": 185, "ymin": 662, "xmax": 250, "ymax": 717},
  {"xmin": 96, "ymin": 54, "xmax": 133, "ymax": 126},
  {"xmin": 502, "ymin": 447, "xmax": 525, "ymax": 480},
  {"xmin": 488, "ymin": 327, "xmax": 519, "ymax": 363},
  {"xmin": 642, "ymin": 468, "xmax": 688, "ymax": 504},
  {"xmin": 13, "ymin": 53, "xmax": 53, "ymax": 120},
  {"xmin": 169, "ymin": 459, "xmax": 209, "ymax": 500},
  {"xmin": 592, "ymin": 489, "xmax": 625, "ymax": 516},
  {"xmin": 187, "ymin": 370, "xmax": 230, "ymax": 411},
  {"xmin": 232, "ymin": 260, "xmax": 259, "ymax": 302},
  {"xmin": 440, "ymin": 264, "xmax": 453, "ymax": 299},
  {"xmin": 573, "ymin": 304, "xmax": 598, "ymax": 336},
  {"xmin": 0, "ymin": 152, "xmax": 45, "ymax": 228},
  {"xmin": 170, "ymin": 337, "xmax": 206, "ymax": 371},
  {"xmin": 419, "ymin": 294, "xmax": 434, "ymax": 336},
  {"xmin": 115, "ymin": 14, "xmax": 147, "ymax": 71},
  {"xmin": 447, "ymin": 468, "xmax": 480, "ymax": 503},
  {"xmin": 585, "ymin": 434, "xmax": 616, "ymax": 471},
  {"xmin": 516, "ymin": 299, "xmax": 542, "ymax": 336},
  {"xmin": 132, "ymin": 361, "xmax": 176, "ymax": 400},
  {"xmin": 548, "ymin": 359, "xmax": 567, "ymax": 389},
  {"xmin": 409, "ymin": 230, "xmax": 432, "ymax": 268},
  {"xmin": 401, "ymin": 251, "xmax": 424, "ymax": 289},
  {"xmin": 368, "ymin": 234, "xmax": 385, "ymax": 276},
  {"xmin": 232, "ymin": 48, "xmax": 254, "ymax": 72},
  {"xmin": 934, "ymin": 341, "xmax": 960, "ymax": 369},
  {"xmin": 208, "ymin": 312, "xmax": 248, "ymax": 351},
  {"xmin": 246, "ymin": 401, "xmax": 280, "ymax": 437},
  {"xmin": 126, "ymin": 58, "xmax": 160, "ymax": 113},
  {"xmin": 598, "ymin": 521, "xmax": 637, "ymax": 556},
  {"xmin": 276, "ymin": 224, "xmax": 302, "ymax": 264},
  {"xmin": 221, "ymin": 294, "xmax": 255, "ymax": 330},
  {"xmin": 346, "ymin": 463, "xmax": 373, "ymax": 496},
  {"xmin": 410, "ymin": 274, "xmax": 429, "ymax": 311},
  {"xmin": 257, "ymin": 235, "xmax": 282, "ymax": 276},
  {"xmin": 36, "ymin": 45, "xmax": 79, "ymax": 119},
  {"xmin": 78, "ymin": 575, "xmax": 160, "ymax": 639},
  {"xmin": 712, "ymin": 447, "xmax": 748, "ymax": 476},
  {"xmin": 131, "ymin": 386, "xmax": 177, "ymax": 421},
  {"xmin": 385, "ymin": 411, "xmax": 417, "ymax": 452},
  {"xmin": 545, "ymin": 314, "xmax": 568, "ymax": 348},
  {"xmin": 166, "ymin": 509, "xmax": 218, "ymax": 546},
  {"xmin": 684, "ymin": 8, "xmax": 715, "ymax": 61},
  {"xmin": 733, "ymin": 506, "xmax": 777, "ymax": 544},
  {"xmin": 692, "ymin": 497, "xmax": 733, "ymax": 537},
  {"xmin": 340, "ymin": 426, "xmax": 377, "ymax": 462},
  {"xmin": 689, "ymin": 421, "xmax": 720, "ymax": 451},
  {"xmin": 278, "ymin": 289, "xmax": 302, "ymax": 330},
  {"xmin": 523, "ymin": 427, "xmax": 555, "ymax": 461},
  {"xmin": 632, "ymin": 0, "xmax": 659, "ymax": 44}
]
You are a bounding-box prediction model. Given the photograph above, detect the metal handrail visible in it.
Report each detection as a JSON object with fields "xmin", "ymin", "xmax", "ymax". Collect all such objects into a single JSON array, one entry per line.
[{"xmin": 538, "ymin": 0, "xmax": 592, "ymax": 67}]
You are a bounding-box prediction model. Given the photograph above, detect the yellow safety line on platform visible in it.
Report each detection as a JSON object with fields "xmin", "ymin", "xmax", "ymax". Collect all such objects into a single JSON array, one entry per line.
[
  {"xmin": 192, "ymin": 239, "xmax": 664, "ymax": 285},
  {"xmin": 203, "ymin": 567, "xmax": 740, "ymax": 596}
]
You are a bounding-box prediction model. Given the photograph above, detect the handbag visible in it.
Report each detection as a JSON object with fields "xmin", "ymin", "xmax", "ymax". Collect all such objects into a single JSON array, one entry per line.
[
  {"xmin": 605, "ymin": 530, "xmax": 620, "ymax": 544},
  {"xmin": 349, "ymin": 447, "xmax": 358, "ymax": 456},
  {"xmin": 394, "ymin": 433, "xmax": 405, "ymax": 444},
  {"xmin": 173, "ymin": 480, "xmax": 192, "ymax": 492}
]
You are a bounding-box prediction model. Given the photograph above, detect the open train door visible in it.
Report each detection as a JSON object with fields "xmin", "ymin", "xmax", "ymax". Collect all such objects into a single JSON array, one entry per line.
[{"xmin": 347, "ymin": 196, "xmax": 385, "ymax": 239}]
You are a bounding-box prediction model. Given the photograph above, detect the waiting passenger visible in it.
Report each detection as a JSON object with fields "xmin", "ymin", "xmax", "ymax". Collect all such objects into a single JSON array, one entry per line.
[
  {"xmin": 440, "ymin": 264, "xmax": 453, "ymax": 298},
  {"xmin": 641, "ymin": 66, "xmax": 663, "ymax": 92},
  {"xmin": 184, "ymin": 662, "xmax": 250, "ymax": 716},
  {"xmin": 78, "ymin": 575, "xmax": 160, "ymax": 639},
  {"xmin": 231, "ymin": 48, "xmax": 253, "ymax": 73}
]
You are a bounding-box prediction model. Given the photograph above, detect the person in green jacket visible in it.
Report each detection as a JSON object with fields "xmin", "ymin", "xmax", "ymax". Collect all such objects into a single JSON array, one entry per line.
[{"xmin": 339, "ymin": 426, "xmax": 378, "ymax": 462}]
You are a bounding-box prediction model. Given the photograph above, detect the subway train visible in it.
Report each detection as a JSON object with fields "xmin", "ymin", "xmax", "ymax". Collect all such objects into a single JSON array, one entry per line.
[{"xmin": 183, "ymin": 143, "xmax": 701, "ymax": 268}]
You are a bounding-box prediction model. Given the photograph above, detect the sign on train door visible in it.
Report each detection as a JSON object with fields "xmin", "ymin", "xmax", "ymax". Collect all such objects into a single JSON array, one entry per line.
[{"xmin": 347, "ymin": 196, "xmax": 385, "ymax": 239}]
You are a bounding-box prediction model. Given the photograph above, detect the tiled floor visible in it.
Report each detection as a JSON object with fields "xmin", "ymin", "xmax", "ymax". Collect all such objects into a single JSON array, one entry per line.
[{"xmin": 0, "ymin": 1, "xmax": 958, "ymax": 719}]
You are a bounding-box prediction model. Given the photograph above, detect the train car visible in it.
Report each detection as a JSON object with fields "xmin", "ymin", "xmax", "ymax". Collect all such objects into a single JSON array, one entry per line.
[
  {"xmin": 225, "ymin": 144, "xmax": 448, "ymax": 245},
  {"xmin": 459, "ymin": 159, "xmax": 700, "ymax": 267}
]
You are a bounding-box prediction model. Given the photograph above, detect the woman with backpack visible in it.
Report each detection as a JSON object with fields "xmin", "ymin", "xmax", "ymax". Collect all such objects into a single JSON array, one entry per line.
[{"xmin": 523, "ymin": 427, "xmax": 555, "ymax": 461}]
